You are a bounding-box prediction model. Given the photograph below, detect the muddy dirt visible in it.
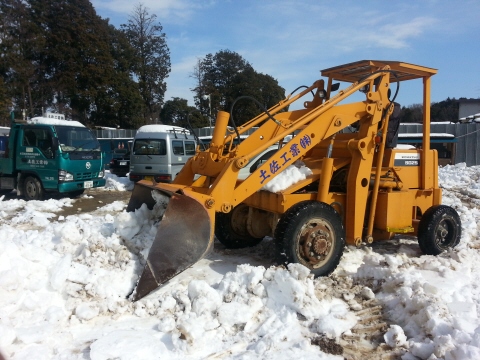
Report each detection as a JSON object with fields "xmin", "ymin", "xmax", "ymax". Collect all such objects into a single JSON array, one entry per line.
[
  {"xmin": 56, "ymin": 189, "xmax": 132, "ymax": 218},
  {"xmin": 1, "ymin": 188, "xmax": 132, "ymax": 212}
]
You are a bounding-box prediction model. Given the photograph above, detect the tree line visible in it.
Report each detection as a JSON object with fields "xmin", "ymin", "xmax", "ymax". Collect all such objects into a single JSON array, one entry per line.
[
  {"xmin": 0, "ymin": 0, "xmax": 462, "ymax": 130},
  {"xmin": 397, "ymin": 97, "xmax": 460, "ymax": 123},
  {"xmin": 0, "ymin": 0, "xmax": 170, "ymax": 128},
  {"xmin": 0, "ymin": 0, "xmax": 286, "ymax": 130},
  {"xmin": 161, "ymin": 50, "xmax": 286, "ymax": 129}
]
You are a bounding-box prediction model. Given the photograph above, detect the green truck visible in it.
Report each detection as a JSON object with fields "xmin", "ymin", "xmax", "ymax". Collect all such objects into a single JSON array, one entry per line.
[{"xmin": 0, "ymin": 112, "xmax": 106, "ymax": 200}]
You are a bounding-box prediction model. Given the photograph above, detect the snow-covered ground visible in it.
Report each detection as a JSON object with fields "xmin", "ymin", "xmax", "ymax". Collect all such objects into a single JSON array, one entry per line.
[{"xmin": 1, "ymin": 165, "xmax": 480, "ymax": 360}]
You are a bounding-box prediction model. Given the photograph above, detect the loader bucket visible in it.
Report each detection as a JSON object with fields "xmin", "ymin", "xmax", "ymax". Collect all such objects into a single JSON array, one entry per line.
[
  {"xmin": 126, "ymin": 182, "xmax": 159, "ymax": 212},
  {"xmin": 127, "ymin": 182, "xmax": 214, "ymax": 301}
]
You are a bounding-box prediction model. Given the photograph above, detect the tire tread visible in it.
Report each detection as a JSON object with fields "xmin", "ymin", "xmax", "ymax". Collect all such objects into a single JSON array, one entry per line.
[
  {"xmin": 418, "ymin": 205, "xmax": 461, "ymax": 255},
  {"xmin": 274, "ymin": 201, "xmax": 345, "ymax": 277}
]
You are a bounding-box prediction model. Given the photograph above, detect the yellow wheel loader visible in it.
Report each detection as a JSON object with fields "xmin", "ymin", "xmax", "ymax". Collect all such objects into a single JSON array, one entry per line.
[{"xmin": 127, "ymin": 60, "xmax": 462, "ymax": 301}]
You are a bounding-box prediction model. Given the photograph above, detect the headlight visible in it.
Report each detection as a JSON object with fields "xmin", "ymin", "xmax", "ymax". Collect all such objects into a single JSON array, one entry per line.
[
  {"xmin": 99, "ymin": 170, "xmax": 104, "ymax": 178},
  {"xmin": 58, "ymin": 170, "xmax": 74, "ymax": 182}
]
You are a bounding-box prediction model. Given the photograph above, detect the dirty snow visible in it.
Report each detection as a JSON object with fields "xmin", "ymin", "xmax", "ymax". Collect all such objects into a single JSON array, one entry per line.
[{"xmin": 1, "ymin": 165, "xmax": 480, "ymax": 359}]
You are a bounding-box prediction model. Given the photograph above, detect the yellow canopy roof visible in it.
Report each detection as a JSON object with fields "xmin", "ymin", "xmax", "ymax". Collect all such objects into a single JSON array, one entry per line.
[{"xmin": 321, "ymin": 60, "xmax": 437, "ymax": 83}]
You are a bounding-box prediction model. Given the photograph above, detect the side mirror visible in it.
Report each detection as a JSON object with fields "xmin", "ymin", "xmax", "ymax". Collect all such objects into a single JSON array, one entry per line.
[{"xmin": 331, "ymin": 83, "xmax": 340, "ymax": 91}]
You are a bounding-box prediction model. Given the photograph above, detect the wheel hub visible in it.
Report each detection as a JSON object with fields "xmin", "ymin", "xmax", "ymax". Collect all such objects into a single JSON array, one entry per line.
[
  {"xmin": 300, "ymin": 221, "xmax": 333, "ymax": 267},
  {"xmin": 26, "ymin": 182, "xmax": 36, "ymax": 196},
  {"xmin": 436, "ymin": 220, "xmax": 453, "ymax": 248},
  {"xmin": 313, "ymin": 237, "xmax": 328, "ymax": 254}
]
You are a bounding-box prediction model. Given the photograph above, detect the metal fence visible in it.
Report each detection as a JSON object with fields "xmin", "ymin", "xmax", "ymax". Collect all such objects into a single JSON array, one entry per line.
[
  {"xmin": 96, "ymin": 123, "xmax": 480, "ymax": 167},
  {"xmin": 94, "ymin": 129, "xmax": 136, "ymax": 139},
  {"xmin": 193, "ymin": 126, "xmax": 260, "ymax": 137}
]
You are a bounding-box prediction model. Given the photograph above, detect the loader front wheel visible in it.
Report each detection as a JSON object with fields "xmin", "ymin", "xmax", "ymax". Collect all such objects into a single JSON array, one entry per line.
[
  {"xmin": 275, "ymin": 201, "xmax": 345, "ymax": 277},
  {"xmin": 418, "ymin": 205, "xmax": 461, "ymax": 255},
  {"xmin": 215, "ymin": 204, "xmax": 264, "ymax": 249}
]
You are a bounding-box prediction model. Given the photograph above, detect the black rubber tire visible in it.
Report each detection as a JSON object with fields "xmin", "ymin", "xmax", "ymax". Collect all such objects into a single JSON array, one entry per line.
[
  {"xmin": 68, "ymin": 190, "xmax": 85, "ymax": 198},
  {"xmin": 418, "ymin": 205, "xmax": 461, "ymax": 255},
  {"xmin": 23, "ymin": 176, "xmax": 45, "ymax": 201},
  {"xmin": 215, "ymin": 204, "xmax": 264, "ymax": 249},
  {"xmin": 274, "ymin": 201, "xmax": 345, "ymax": 277}
]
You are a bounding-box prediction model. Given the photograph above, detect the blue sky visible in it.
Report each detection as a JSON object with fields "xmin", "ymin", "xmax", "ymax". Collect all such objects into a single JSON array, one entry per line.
[{"xmin": 91, "ymin": 0, "xmax": 480, "ymax": 109}]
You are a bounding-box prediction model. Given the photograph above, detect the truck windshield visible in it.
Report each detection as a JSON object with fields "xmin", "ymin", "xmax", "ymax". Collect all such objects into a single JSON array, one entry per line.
[{"xmin": 56, "ymin": 126, "xmax": 101, "ymax": 152}]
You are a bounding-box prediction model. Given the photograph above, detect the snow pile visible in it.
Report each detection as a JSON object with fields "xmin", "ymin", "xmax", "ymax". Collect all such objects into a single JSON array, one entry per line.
[
  {"xmin": 110, "ymin": 264, "xmax": 351, "ymax": 359},
  {"xmin": 1, "ymin": 163, "xmax": 480, "ymax": 359},
  {"xmin": 0, "ymin": 201, "xmax": 350, "ymax": 358},
  {"xmin": 262, "ymin": 161, "xmax": 313, "ymax": 192},
  {"xmin": 0, "ymin": 197, "xmax": 73, "ymax": 224},
  {"xmin": 104, "ymin": 171, "xmax": 134, "ymax": 191}
]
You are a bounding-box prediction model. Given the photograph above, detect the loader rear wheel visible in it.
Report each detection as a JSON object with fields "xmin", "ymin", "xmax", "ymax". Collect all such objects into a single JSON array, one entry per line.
[
  {"xmin": 418, "ymin": 205, "xmax": 461, "ymax": 255},
  {"xmin": 215, "ymin": 204, "xmax": 264, "ymax": 249},
  {"xmin": 24, "ymin": 176, "xmax": 45, "ymax": 201},
  {"xmin": 275, "ymin": 201, "xmax": 345, "ymax": 277}
]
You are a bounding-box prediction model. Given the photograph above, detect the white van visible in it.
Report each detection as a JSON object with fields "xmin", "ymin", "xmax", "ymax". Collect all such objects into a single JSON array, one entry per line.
[{"xmin": 129, "ymin": 125, "xmax": 197, "ymax": 183}]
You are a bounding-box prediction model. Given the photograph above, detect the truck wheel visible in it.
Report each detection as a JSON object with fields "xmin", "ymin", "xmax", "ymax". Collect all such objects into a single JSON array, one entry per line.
[
  {"xmin": 24, "ymin": 176, "xmax": 45, "ymax": 201},
  {"xmin": 274, "ymin": 201, "xmax": 345, "ymax": 277},
  {"xmin": 215, "ymin": 204, "xmax": 264, "ymax": 249},
  {"xmin": 418, "ymin": 205, "xmax": 461, "ymax": 255}
]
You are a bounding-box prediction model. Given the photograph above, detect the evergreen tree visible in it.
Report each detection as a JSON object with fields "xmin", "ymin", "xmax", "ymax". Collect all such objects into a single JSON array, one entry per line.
[
  {"xmin": 397, "ymin": 99, "xmax": 459, "ymax": 123},
  {"xmin": 91, "ymin": 24, "xmax": 144, "ymax": 129},
  {"xmin": 192, "ymin": 50, "xmax": 285, "ymax": 126},
  {"xmin": 0, "ymin": 77, "xmax": 10, "ymax": 126},
  {"xmin": 0, "ymin": 0, "xmax": 46, "ymax": 117},
  {"xmin": 160, "ymin": 98, "xmax": 209, "ymax": 129},
  {"xmin": 121, "ymin": 4, "xmax": 171, "ymax": 124},
  {"xmin": 431, "ymin": 97, "xmax": 459, "ymax": 122},
  {"xmin": 398, "ymin": 104, "xmax": 423, "ymax": 123},
  {"xmin": 27, "ymin": 0, "xmax": 118, "ymax": 122},
  {"xmin": 0, "ymin": 0, "xmax": 147, "ymax": 128}
]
